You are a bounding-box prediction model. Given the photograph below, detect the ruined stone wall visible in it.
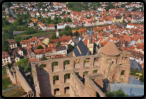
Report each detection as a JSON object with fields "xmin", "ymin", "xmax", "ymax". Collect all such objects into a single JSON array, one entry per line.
[
  {"xmin": 31, "ymin": 64, "xmax": 41, "ymax": 97},
  {"xmin": 34, "ymin": 54, "xmax": 101, "ymax": 96},
  {"xmin": 70, "ymin": 71, "xmax": 91, "ymax": 97},
  {"xmin": 6, "ymin": 66, "xmax": 16, "ymax": 84},
  {"xmin": 31, "ymin": 52, "xmax": 130, "ymax": 96},
  {"xmin": 85, "ymin": 74, "xmax": 106, "ymax": 97},
  {"xmin": 14, "ymin": 66, "xmax": 32, "ymax": 93}
]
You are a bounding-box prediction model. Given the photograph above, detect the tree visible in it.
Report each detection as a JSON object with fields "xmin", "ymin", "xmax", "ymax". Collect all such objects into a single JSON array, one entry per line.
[
  {"xmin": 66, "ymin": 17, "xmax": 72, "ymax": 22},
  {"xmin": 3, "ymin": 20, "xmax": 9, "ymax": 26},
  {"xmin": 51, "ymin": 34, "xmax": 57, "ymax": 39},
  {"xmin": 65, "ymin": 25, "xmax": 71, "ymax": 31},
  {"xmin": 106, "ymin": 88, "xmax": 129, "ymax": 97},
  {"xmin": 48, "ymin": 39, "xmax": 52, "ymax": 44},
  {"xmin": 56, "ymin": 40, "xmax": 61, "ymax": 47},
  {"xmin": 41, "ymin": 56, "xmax": 48, "ymax": 61},
  {"xmin": 2, "ymin": 38, "xmax": 11, "ymax": 53},
  {"xmin": 14, "ymin": 35, "xmax": 22, "ymax": 42},
  {"xmin": 24, "ymin": 65, "xmax": 31, "ymax": 72},
  {"xmin": 68, "ymin": 44, "xmax": 74, "ymax": 51},
  {"xmin": 140, "ymin": 70, "xmax": 144, "ymax": 82},
  {"xmin": 16, "ymin": 58, "xmax": 28, "ymax": 72},
  {"xmin": 37, "ymin": 45, "xmax": 44, "ymax": 49},
  {"xmin": 2, "ymin": 7, "xmax": 5, "ymax": 11},
  {"xmin": 129, "ymin": 14, "xmax": 132, "ymax": 18},
  {"xmin": 5, "ymin": 2, "xmax": 12, "ymax": 8}
]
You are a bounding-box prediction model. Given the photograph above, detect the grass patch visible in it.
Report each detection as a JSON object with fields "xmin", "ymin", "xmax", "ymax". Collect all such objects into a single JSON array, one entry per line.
[
  {"xmin": 2, "ymin": 75, "xmax": 15, "ymax": 90},
  {"xmin": 2, "ymin": 87, "xmax": 25, "ymax": 97},
  {"xmin": 2, "ymin": 67, "xmax": 6, "ymax": 75}
]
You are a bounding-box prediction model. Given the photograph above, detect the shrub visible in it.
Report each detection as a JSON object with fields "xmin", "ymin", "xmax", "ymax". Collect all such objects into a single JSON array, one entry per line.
[{"xmin": 40, "ymin": 64, "xmax": 46, "ymax": 68}]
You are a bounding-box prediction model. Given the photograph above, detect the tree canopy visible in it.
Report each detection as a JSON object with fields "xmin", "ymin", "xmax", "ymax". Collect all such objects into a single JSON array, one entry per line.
[
  {"xmin": 37, "ymin": 45, "xmax": 44, "ymax": 49},
  {"xmin": 16, "ymin": 58, "xmax": 28, "ymax": 72},
  {"xmin": 2, "ymin": 38, "xmax": 11, "ymax": 53},
  {"xmin": 106, "ymin": 88, "xmax": 129, "ymax": 97},
  {"xmin": 56, "ymin": 40, "xmax": 61, "ymax": 47}
]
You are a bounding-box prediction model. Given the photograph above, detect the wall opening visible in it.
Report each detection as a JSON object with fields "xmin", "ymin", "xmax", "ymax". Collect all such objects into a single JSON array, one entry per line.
[
  {"xmin": 93, "ymin": 70, "xmax": 98, "ymax": 74},
  {"xmin": 63, "ymin": 60, "xmax": 70, "ymax": 70},
  {"xmin": 52, "ymin": 62, "xmax": 58, "ymax": 72},
  {"xmin": 94, "ymin": 57, "xmax": 99, "ymax": 67},
  {"xmin": 74, "ymin": 59, "xmax": 80, "ymax": 68},
  {"xmin": 64, "ymin": 87, "xmax": 69, "ymax": 94},
  {"xmin": 84, "ymin": 58, "xmax": 90, "ymax": 67},
  {"xmin": 121, "ymin": 70, "xmax": 125, "ymax": 75},
  {"xmin": 96, "ymin": 92, "xmax": 100, "ymax": 97},
  {"xmin": 53, "ymin": 75, "xmax": 59, "ymax": 85},
  {"xmin": 83, "ymin": 71, "xmax": 89, "ymax": 78},
  {"xmin": 64, "ymin": 73, "xmax": 70, "ymax": 83},
  {"xmin": 54, "ymin": 88, "xmax": 59, "ymax": 96}
]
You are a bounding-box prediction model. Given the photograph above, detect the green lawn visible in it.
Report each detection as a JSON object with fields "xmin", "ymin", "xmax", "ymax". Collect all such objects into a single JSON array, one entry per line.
[
  {"xmin": 2, "ymin": 67, "xmax": 6, "ymax": 75},
  {"xmin": 2, "ymin": 75, "xmax": 15, "ymax": 90},
  {"xmin": 2, "ymin": 87, "xmax": 24, "ymax": 97}
]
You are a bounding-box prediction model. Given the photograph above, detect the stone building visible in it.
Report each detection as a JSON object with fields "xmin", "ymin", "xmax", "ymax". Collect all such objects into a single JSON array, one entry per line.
[{"xmin": 30, "ymin": 40, "xmax": 131, "ymax": 97}]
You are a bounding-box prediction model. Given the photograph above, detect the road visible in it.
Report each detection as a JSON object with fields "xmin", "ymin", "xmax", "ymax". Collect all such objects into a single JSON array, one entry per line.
[{"xmin": 8, "ymin": 8, "xmax": 17, "ymax": 18}]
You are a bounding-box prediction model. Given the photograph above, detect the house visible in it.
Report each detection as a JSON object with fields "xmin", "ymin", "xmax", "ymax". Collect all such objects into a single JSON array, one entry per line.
[
  {"xmin": 73, "ymin": 40, "xmax": 90, "ymax": 57},
  {"xmin": 131, "ymin": 17, "xmax": 144, "ymax": 23},
  {"xmin": 2, "ymin": 14, "xmax": 9, "ymax": 18},
  {"xmin": 34, "ymin": 49, "xmax": 45, "ymax": 59},
  {"xmin": 112, "ymin": 16, "xmax": 123, "ymax": 23},
  {"xmin": 37, "ymin": 22, "xmax": 47, "ymax": 30},
  {"xmin": 126, "ymin": 23, "xmax": 135, "ymax": 28},
  {"xmin": 28, "ymin": 22, "xmax": 34, "ymax": 27},
  {"xmin": 7, "ymin": 39, "xmax": 17, "ymax": 49},
  {"xmin": 20, "ymin": 39, "xmax": 31, "ymax": 48},
  {"xmin": 23, "ymin": 11, "xmax": 28, "ymax": 14},
  {"xmin": 47, "ymin": 24, "xmax": 55, "ymax": 30},
  {"xmin": 30, "ymin": 11, "xmax": 35, "ymax": 17},
  {"xmin": 2, "ymin": 51, "xmax": 12, "ymax": 66},
  {"xmin": 56, "ymin": 46, "xmax": 67, "ymax": 55},
  {"xmin": 41, "ymin": 35, "xmax": 52, "ymax": 45},
  {"xmin": 27, "ymin": 44, "xmax": 36, "ymax": 59},
  {"xmin": 27, "ymin": 6, "xmax": 33, "ymax": 10},
  {"xmin": 57, "ymin": 23, "xmax": 65, "ymax": 29},
  {"xmin": 6, "ymin": 17, "xmax": 15, "ymax": 23},
  {"xmin": 36, "ymin": 11, "xmax": 40, "ymax": 17}
]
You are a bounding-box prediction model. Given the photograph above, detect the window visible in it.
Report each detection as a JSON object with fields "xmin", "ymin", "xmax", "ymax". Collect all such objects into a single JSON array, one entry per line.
[{"xmin": 121, "ymin": 70, "xmax": 125, "ymax": 75}]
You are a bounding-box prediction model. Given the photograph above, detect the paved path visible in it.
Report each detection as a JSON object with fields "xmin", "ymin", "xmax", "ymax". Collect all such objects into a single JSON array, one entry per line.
[
  {"xmin": 2, "ymin": 85, "xmax": 21, "ymax": 93},
  {"xmin": 8, "ymin": 8, "xmax": 17, "ymax": 18}
]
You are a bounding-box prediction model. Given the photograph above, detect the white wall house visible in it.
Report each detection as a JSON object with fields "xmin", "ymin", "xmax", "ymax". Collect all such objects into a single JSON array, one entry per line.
[
  {"xmin": 126, "ymin": 24, "xmax": 135, "ymax": 28},
  {"xmin": 57, "ymin": 23, "xmax": 65, "ymax": 29},
  {"xmin": 2, "ymin": 51, "xmax": 12, "ymax": 66}
]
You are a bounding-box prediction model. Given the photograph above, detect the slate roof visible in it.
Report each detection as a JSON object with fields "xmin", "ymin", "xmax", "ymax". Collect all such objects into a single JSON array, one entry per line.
[
  {"xmin": 73, "ymin": 47, "xmax": 82, "ymax": 56},
  {"xmin": 73, "ymin": 40, "xmax": 90, "ymax": 56},
  {"xmin": 56, "ymin": 45, "xmax": 66, "ymax": 51},
  {"xmin": 129, "ymin": 77, "xmax": 142, "ymax": 85},
  {"xmin": 115, "ymin": 16, "xmax": 122, "ymax": 19},
  {"xmin": 129, "ymin": 59, "xmax": 143, "ymax": 72}
]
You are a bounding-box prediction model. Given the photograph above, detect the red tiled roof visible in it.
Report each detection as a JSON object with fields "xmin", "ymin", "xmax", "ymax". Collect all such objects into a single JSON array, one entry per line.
[
  {"xmin": 2, "ymin": 51, "xmax": 10, "ymax": 58},
  {"xmin": 29, "ymin": 58, "xmax": 39, "ymax": 62}
]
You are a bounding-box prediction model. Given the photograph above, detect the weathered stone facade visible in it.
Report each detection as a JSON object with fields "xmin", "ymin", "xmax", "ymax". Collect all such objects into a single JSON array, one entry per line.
[{"xmin": 31, "ymin": 51, "xmax": 131, "ymax": 97}]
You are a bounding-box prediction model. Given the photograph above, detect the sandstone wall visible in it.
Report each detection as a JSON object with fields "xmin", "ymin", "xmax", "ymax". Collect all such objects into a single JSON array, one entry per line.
[
  {"xmin": 6, "ymin": 66, "xmax": 16, "ymax": 84},
  {"xmin": 70, "ymin": 71, "xmax": 91, "ymax": 97}
]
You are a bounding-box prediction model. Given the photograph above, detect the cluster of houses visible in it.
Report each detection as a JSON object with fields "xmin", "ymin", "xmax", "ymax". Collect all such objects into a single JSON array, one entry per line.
[
  {"xmin": 2, "ymin": 2, "xmax": 144, "ymax": 70},
  {"xmin": 5, "ymin": 2, "xmax": 144, "ymax": 31}
]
